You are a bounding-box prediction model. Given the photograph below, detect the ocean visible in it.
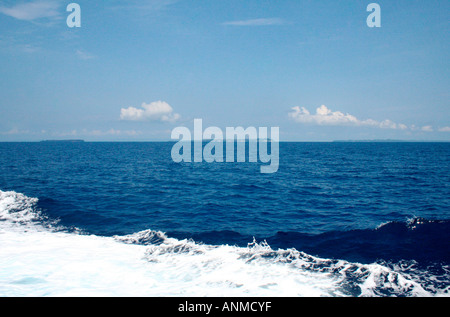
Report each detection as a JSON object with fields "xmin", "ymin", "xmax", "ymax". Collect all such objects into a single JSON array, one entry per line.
[{"xmin": 0, "ymin": 142, "xmax": 449, "ymax": 297}]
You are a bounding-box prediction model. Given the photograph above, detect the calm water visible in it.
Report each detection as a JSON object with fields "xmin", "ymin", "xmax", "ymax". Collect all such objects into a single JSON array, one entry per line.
[{"xmin": 0, "ymin": 142, "xmax": 449, "ymax": 296}]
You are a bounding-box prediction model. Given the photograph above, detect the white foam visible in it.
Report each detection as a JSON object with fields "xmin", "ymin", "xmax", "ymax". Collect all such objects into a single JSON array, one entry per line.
[
  {"xmin": 0, "ymin": 190, "xmax": 40, "ymax": 224},
  {"xmin": 0, "ymin": 225, "xmax": 341, "ymax": 296},
  {"xmin": 0, "ymin": 190, "xmax": 446, "ymax": 297}
]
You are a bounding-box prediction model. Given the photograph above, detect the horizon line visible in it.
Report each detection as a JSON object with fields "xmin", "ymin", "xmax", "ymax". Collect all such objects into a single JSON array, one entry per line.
[{"xmin": 0, "ymin": 140, "xmax": 449, "ymax": 143}]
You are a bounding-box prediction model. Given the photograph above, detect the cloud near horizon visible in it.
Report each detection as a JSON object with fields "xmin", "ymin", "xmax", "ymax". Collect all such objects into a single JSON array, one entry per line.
[
  {"xmin": 289, "ymin": 105, "xmax": 412, "ymax": 131},
  {"xmin": 0, "ymin": 128, "xmax": 30, "ymax": 135},
  {"xmin": 120, "ymin": 101, "xmax": 181, "ymax": 123}
]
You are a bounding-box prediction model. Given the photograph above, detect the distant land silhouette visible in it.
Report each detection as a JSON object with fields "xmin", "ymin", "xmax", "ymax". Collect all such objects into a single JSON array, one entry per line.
[{"xmin": 40, "ymin": 140, "xmax": 85, "ymax": 143}]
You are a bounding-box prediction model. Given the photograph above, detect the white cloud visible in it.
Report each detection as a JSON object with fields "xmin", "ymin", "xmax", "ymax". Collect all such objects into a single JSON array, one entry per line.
[
  {"xmin": 223, "ymin": 18, "xmax": 286, "ymax": 26},
  {"xmin": 421, "ymin": 125, "xmax": 433, "ymax": 132},
  {"xmin": 0, "ymin": 128, "xmax": 29, "ymax": 135},
  {"xmin": 397, "ymin": 123, "xmax": 408, "ymax": 130},
  {"xmin": 120, "ymin": 101, "xmax": 181, "ymax": 123},
  {"xmin": 289, "ymin": 105, "xmax": 359, "ymax": 126},
  {"xmin": 288, "ymin": 105, "xmax": 409, "ymax": 130},
  {"xmin": 0, "ymin": 1, "xmax": 61, "ymax": 21},
  {"xmin": 438, "ymin": 127, "xmax": 450, "ymax": 132},
  {"xmin": 87, "ymin": 129, "xmax": 141, "ymax": 137},
  {"xmin": 53, "ymin": 129, "xmax": 141, "ymax": 137}
]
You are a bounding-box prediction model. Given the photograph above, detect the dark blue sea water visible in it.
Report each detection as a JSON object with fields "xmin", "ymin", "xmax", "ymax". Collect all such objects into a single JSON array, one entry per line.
[{"xmin": 0, "ymin": 142, "xmax": 449, "ymax": 296}]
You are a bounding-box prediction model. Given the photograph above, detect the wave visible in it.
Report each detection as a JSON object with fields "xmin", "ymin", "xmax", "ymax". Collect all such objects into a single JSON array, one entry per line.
[
  {"xmin": 166, "ymin": 219, "xmax": 450, "ymax": 265},
  {"xmin": 268, "ymin": 218, "xmax": 450, "ymax": 265},
  {"xmin": 0, "ymin": 190, "xmax": 449, "ymax": 297}
]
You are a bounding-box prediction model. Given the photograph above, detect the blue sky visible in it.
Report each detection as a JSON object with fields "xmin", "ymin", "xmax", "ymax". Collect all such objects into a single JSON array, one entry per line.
[{"xmin": 0, "ymin": 0, "xmax": 449, "ymax": 141}]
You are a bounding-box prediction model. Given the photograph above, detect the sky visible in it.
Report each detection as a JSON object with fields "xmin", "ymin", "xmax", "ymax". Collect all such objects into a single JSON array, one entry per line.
[{"xmin": 0, "ymin": 0, "xmax": 449, "ymax": 141}]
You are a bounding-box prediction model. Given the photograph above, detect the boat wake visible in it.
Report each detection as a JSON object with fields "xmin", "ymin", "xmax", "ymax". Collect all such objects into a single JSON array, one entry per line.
[{"xmin": 1, "ymin": 190, "xmax": 448, "ymax": 297}]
